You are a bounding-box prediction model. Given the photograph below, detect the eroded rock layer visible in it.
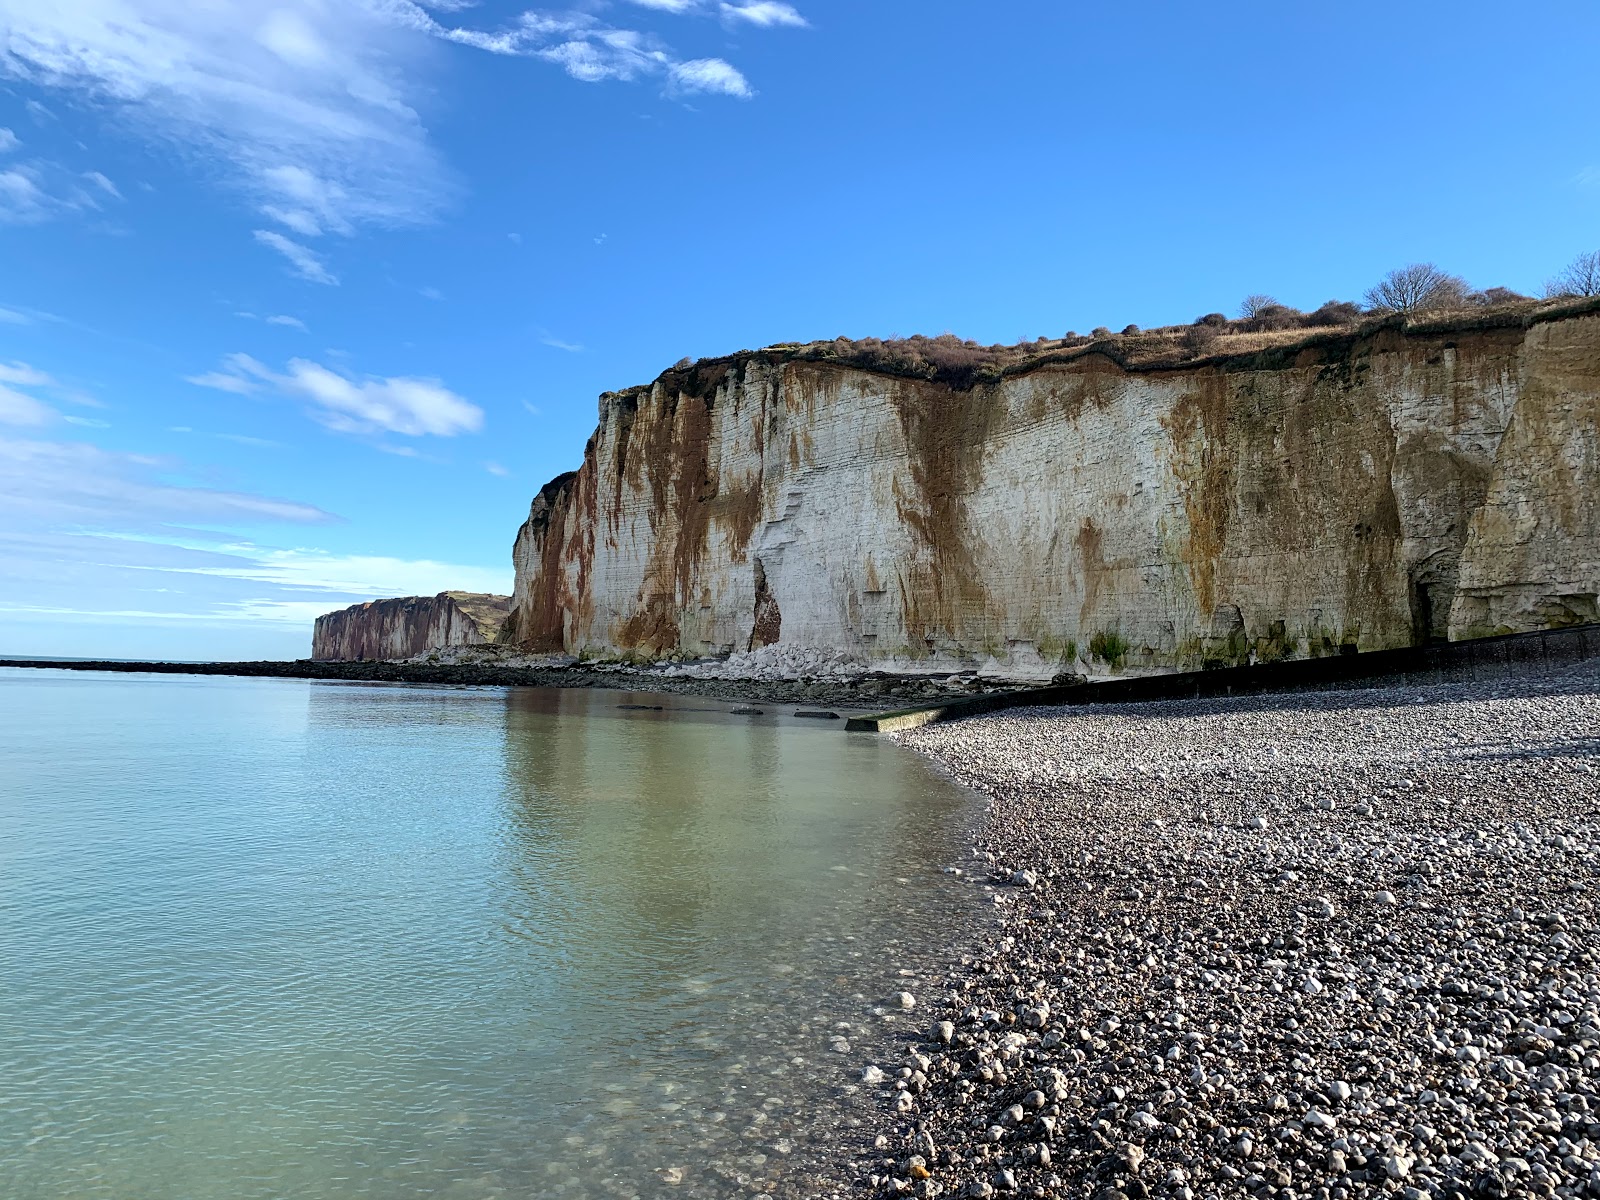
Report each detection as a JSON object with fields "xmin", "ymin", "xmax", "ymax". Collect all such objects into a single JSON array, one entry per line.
[
  {"xmin": 312, "ymin": 592, "xmax": 511, "ymax": 661},
  {"xmin": 510, "ymin": 306, "xmax": 1600, "ymax": 676}
]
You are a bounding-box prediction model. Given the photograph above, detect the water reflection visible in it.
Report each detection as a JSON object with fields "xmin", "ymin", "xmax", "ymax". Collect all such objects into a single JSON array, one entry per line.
[{"xmin": 0, "ymin": 672, "xmax": 980, "ymax": 1200}]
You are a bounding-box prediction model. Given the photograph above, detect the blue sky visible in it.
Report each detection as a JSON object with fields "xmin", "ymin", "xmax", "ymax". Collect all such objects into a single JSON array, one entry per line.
[{"xmin": 1, "ymin": 0, "xmax": 1597, "ymax": 660}]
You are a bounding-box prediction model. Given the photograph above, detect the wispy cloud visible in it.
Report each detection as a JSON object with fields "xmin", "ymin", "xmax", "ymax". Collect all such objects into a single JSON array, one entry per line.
[
  {"xmin": 0, "ymin": 127, "xmax": 17, "ymax": 152},
  {"xmin": 0, "ymin": 536, "xmax": 512, "ymax": 632},
  {"xmin": 539, "ymin": 332, "xmax": 585, "ymax": 353},
  {"xmin": 0, "ymin": 359, "xmax": 100, "ymax": 426},
  {"xmin": 83, "ymin": 170, "xmax": 121, "ymax": 198},
  {"xmin": 720, "ymin": 2, "xmax": 808, "ymax": 27},
  {"xmin": 0, "ymin": 165, "xmax": 53, "ymax": 223},
  {"xmin": 187, "ymin": 354, "xmax": 484, "ymax": 439},
  {"xmin": 0, "ymin": 0, "xmax": 783, "ymax": 272},
  {"xmin": 670, "ymin": 58, "xmax": 752, "ymax": 97},
  {"xmin": 253, "ymin": 230, "xmax": 338, "ymax": 285},
  {"xmin": 0, "ymin": 384, "xmax": 55, "ymax": 426},
  {"xmin": 406, "ymin": 6, "xmax": 756, "ymax": 96},
  {"xmin": 0, "ymin": 437, "xmax": 332, "ymax": 528},
  {"xmin": 0, "ymin": 0, "xmax": 454, "ymax": 254},
  {"xmin": 235, "ymin": 311, "xmax": 309, "ymax": 331},
  {"xmin": 485, "ymin": 461, "xmax": 510, "ymax": 476},
  {"xmin": 0, "ymin": 307, "xmax": 28, "ymax": 324},
  {"xmin": 0, "ymin": 154, "xmax": 126, "ymax": 227},
  {"xmin": 169, "ymin": 425, "xmax": 284, "ymax": 449}
]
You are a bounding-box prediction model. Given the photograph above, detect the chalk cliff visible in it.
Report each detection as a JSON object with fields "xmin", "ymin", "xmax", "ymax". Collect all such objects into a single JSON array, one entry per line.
[
  {"xmin": 312, "ymin": 592, "xmax": 511, "ymax": 661},
  {"xmin": 509, "ymin": 303, "xmax": 1600, "ymax": 677}
]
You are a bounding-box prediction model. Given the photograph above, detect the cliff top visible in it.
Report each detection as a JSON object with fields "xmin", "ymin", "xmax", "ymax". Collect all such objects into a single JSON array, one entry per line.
[
  {"xmin": 441, "ymin": 592, "xmax": 513, "ymax": 637},
  {"xmin": 604, "ymin": 294, "xmax": 1600, "ymax": 399}
]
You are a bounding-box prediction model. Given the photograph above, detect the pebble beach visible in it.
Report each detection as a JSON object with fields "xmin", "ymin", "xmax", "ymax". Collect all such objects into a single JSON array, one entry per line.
[{"xmin": 844, "ymin": 660, "xmax": 1600, "ymax": 1200}]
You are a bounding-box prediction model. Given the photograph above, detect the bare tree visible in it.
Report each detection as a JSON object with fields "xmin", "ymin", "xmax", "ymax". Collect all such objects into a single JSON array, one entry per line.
[
  {"xmin": 1544, "ymin": 250, "xmax": 1600, "ymax": 298},
  {"xmin": 1239, "ymin": 294, "xmax": 1278, "ymax": 319},
  {"xmin": 1363, "ymin": 264, "xmax": 1471, "ymax": 315}
]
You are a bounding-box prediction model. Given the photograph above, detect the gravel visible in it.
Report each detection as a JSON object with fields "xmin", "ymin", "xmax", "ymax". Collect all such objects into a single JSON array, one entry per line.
[{"xmin": 847, "ymin": 660, "xmax": 1600, "ymax": 1200}]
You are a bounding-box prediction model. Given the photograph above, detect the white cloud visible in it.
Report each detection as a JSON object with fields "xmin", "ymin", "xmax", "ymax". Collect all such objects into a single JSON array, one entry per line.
[
  {"xmin": 283, "ymin": 360, "xmax": 482, "ymax": 436},
  {"xmin": 0, "ymin": 165, "xmax": 51, "ymax": 223},
  {"xmin": 0, "ymin": 0, "xmax": 772, "ymax": 261},
  {"xmin": 0, "ymin": 307, "xmax": 28, "ymax": 324},
  {"xmin": 0, "ymin": 361, "xmax": 54, "ymax": 387},
  {"xmin": 0, "ymin": 158, "xmax": 125, "ymax": 223},
  {"xmin": 84, "ymin": 170, "xmax": 121, "ymax": 198},
  {"xmin": 0, "ymin": 0, "xmax": 453, "ymax": 242},
  {"xmin": 720, "ymin": 2, "xmax": 808, "ymax": 27},
  {"xmin": 418, "ymin": 6, "xmax": 766, "ymax": 95},
  {"xmin": 485, "ymin": 461, "xmax": 509, "ymax": 476},
  {"xmin": 0, "ymin": 127, "xmax": 16, "ymax": 152},
  {"xmin": 0, "ymin": 436, "xmax": 333, "ymax": 527},
  {"xmin": 186, "ymin": 370, "xmax": 259, "ymax": 395},
  {"xmin": 670, "ymin": 58, "xmax": 752, "ymax": 97},
  {"xmin": 539, "ymin": 333, "xmax": 584, "ymax": 353},
  {"xmin": 265, "ymin": 314, "xmax": 308, "ymax": 331},
  {"xmin": 187, "ymin": 354, "xmax": 483, "ymax": 439},
  {"xmin": 0, "ymin": 361, "xmax": 89, "ymax": 425},
  {"xmin": 162, "ymin": 542, "xmax": 511, "ymax": 599},
  {"xmin": 0, "ymin": 536, "xmax": 511, "ymax": 634},
  {"xmin": 0, "ymin": 384, "xmax": 55, "ymax": 426},
  {"xmin": 253, "ymin": 229, "xmax": 338, "ymax": 285}
]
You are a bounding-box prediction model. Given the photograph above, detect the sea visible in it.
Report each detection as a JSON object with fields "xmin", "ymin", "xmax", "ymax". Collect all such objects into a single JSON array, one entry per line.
[{"xmin": 0, "ymin": 667, "xmax": 981, "ymax": 1199}]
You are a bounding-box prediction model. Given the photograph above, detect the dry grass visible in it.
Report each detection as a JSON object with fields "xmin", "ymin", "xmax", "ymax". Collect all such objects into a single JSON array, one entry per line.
[{"xmin": 634, "ymin": 296, "xmax": 1600, "ymax": 398}]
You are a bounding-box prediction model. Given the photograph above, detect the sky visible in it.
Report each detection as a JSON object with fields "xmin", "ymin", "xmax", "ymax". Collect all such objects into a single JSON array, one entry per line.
[{"xmin": 1, "ymin": 0, "xmax": 1597, "ymax": 660}]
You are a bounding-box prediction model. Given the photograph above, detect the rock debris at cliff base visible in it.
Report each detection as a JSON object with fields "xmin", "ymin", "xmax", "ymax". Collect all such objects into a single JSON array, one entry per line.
[{"xmin": 854, "ymin": 662, "xmax": 1600, "ymax": 1200}]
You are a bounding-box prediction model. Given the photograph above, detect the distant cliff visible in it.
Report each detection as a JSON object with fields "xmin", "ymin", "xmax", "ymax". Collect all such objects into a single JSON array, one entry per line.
[
  {"xmin": 508, "ymin": 301, "xmax": 1600, "ymax": 677},
  {"xmin": 312, "ymin": 592, "xmax": 511, "ymax": 661}
]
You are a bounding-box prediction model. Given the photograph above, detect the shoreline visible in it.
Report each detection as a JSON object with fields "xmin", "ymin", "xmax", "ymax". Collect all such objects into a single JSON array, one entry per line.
[
  {"xmin": 0, "ymin": 657, "xmax": 1007, "ymax": 709},
  {"xmin": 840, "ymin": 658, "xmax": 1600, "ymax": 1200}
]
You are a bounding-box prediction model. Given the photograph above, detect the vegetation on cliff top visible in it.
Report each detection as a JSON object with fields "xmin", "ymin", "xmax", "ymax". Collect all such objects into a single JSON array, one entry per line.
[{"xmin": 624, "ymin": 251, "xmax": 1600, "ymax": 395}]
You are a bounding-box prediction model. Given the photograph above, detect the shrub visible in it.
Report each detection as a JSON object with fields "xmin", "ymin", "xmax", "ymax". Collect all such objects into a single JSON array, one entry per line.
[
  {"xmin": 673, "ymin": 356, "xmax": 693, "ymax": 369},
  {"xmin": 1088, "ymin": 629, "xmax": 1130, "ymax": 669},
  {"xmin": 1090, "ymin": 326, "xmax": 1112, "ymax": 338},
  {"xmin": 1243, "ymin": 304, "xmax": 1303, "ymax": 332},
  {"xmin": 1183, "ymin": 323, "xmax": 1221, "ymax": 353},
  {"xmin": 1304, "ymin": 300, "xmax": 1361, "ymax": 326},
  {"xmin": 1468, "ymin": 286, "xmax": 1529, "ymax": 307},
  {"xmin": 1194, "ymin": 312, "xmax": 1230, "ymax": 328},
  {"xmin": 1121, "ymin": 324, "xmax": 1141, "ymax": 336},
  {"xmin": 1543, "ymin": 250, "xmax": 1600, "ymax": 298},
  {"xmin": 1364, "ymin": 263, "xmax": 1471, "ymax": 314}
]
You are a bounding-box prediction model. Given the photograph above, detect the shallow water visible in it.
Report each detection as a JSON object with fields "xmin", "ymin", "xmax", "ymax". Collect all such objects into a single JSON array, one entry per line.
[{"xmin": 0, "ymin": 669, "xmax": 979, "ymax": 1199}]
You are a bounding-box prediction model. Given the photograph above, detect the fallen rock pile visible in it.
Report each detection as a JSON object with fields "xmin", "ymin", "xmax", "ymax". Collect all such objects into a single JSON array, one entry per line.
[
  {"xmin": 657, "ymin": 645, "xmax": 872, "ymax": 681},
  {"xmin": 856, "ymin": 663, "xmax": 1600, "ymax": 1200}
]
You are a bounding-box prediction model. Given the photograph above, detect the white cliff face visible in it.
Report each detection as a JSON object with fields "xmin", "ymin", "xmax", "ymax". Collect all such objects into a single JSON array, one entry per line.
[
  {"xmin": 509, "ymin": 308, "xmax": 1600, "ymax": 678},
  {"xmin": 312, "ymin": 592, "xmax": 511, "ymax": 661}
]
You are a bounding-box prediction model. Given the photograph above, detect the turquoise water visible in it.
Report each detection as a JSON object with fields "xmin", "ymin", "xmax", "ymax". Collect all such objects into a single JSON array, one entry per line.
[{"xmin": 0, "ymin": 670, "xmax": 979, "ymax": 1199}]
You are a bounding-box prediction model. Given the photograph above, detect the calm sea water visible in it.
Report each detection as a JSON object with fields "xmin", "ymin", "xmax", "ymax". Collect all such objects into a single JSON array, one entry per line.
[{"xmin": 0, "ymin": 669, "xmax": 979, "ymax": 1199}]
